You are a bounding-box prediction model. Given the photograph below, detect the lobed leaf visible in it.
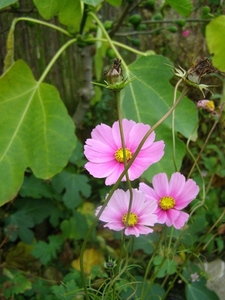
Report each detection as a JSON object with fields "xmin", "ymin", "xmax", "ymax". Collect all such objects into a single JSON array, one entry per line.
[
  {"xmin": 32, "ymin": 235, "xmax": 64, "ymax": 265},
  {"xmin": 52, "ymin": 168, "xmax": 91, "ymax": 209},
  {"xmin": 206, "ymin": 15, "xmax": 225, "ymax": 71},
  {"xmin": 0, "ymin": 60, "xmax": 76, "ymax": 206},
  {"xmin": 121, "ymin": 55, "xmax": 198, "ymax": 179}
]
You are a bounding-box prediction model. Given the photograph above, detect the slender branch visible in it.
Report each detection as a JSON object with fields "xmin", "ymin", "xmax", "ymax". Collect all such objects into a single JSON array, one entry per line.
[
  {"xmin": 79, "ymin": 84, "xmax": 186, "ymax": 297},
  {"xmin": 188, "ymin": 102, "xmax": 225, "ymax": 178},
  {"xmin": 14, "ymin": 17, "xmax": 72, "ymax": 37},
  {"xmin": 109, "ymin": 3, "xmax": 130, "ymax": 38},
  {"xmin": 37, "ymin": 39, "xmax": 77, "ymax": 84}
]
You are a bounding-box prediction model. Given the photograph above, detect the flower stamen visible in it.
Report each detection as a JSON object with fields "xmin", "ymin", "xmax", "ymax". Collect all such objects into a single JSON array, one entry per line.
[
  {"xmin": 115, "ymin": 148, "xmax": 132, "ymax": 163},
  {"xmin": 122, "ymin": 212, "xmax": 138, "ymax": 226},
  {"xmin": 159, "ymin": 196, "xmax": 175, "ymax": 210}
]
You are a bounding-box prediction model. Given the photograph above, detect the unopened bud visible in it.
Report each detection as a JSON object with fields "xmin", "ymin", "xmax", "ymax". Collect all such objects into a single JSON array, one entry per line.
[{"xmin": 197, "ymin": 100, "xmax": 215, "ymax": 112}]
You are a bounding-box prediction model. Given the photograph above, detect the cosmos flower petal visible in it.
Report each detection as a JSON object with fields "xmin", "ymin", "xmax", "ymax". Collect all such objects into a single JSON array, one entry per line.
[
  {"xmin": 84, "ymin": 119, "xmax": 165, "ymax": 185},
  {"xmin": 152, "ymin": 173, "xmax": 169, "ymax": 196},
  {"xmin": 165, "ymin": 209, "xmax": 181, "ymax": 227},
  {"xmin": 111, "ymin": 119, "xmax": 136, "ymax": 147},
  {"xmin": 141, "ymin": 172, "xmax": 199, "ymax": 229},
  {"xmin": 155, "ymin": 208, "xmax": 168, "ymax": 224},
  {"xmin": 85, "ymin": 160, "xmax": 117, "ymax": 178},
  {"xmin": 169, "ymin": 172, "xmax": 186, "ymax": 198},
  {"xmin": 139, "ymin": 183, "xmax": 159, "ymax": 201},
  {"xmin": 173, "ymin": 211, "xmax": 189, "ymax": 229},
  {"xmin": 91, "ymin": 123, "xmax": 116, "ymax": 146},
  {"xmin": 175, "ymin": 179, "xmax": 200, "ymax": 209},
  {"xmin": 105, "ymin": 163, "xmax": 125, "ymax": 185},
  {"xmin": 128, "ymin": 123, "xmax": 154, "ymax": 149},
  {"xmin": 96, "ymin": 189, "xmax": 158, "ymax": 236}
]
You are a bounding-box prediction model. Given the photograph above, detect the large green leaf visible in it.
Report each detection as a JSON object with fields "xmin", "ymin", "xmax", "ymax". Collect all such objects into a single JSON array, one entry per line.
[
  {"xmin": 165, "ymin": 0, "xmax": 193, "ymax": 17},
  {"xmin": 0, "ymin": 60, "xmax": 76, "ymax": 206},
  {"xmin": 0, "ymin": 0, "xmax": 17, "ymax": 9},
  {"xmin": 33, "ymin": 0, "xmax": 83, "ymax": 31},
  {"xmin": 33, "ymin": 0, "xmax": 60, "ymax": 19},
  {"xmin": 58, "ymin": 0, "xmax": 83, "ymax": 30},
  {"xmin": 206, "ymin": 15, "xmax": 225, "ymax": 71},
  {"xmin": 121, "ymin": 55, "xmax": 198, "ymax": 179},
  {"xmin": 185, "ymin": 281, "xmax": 220, "ymax": 300}
]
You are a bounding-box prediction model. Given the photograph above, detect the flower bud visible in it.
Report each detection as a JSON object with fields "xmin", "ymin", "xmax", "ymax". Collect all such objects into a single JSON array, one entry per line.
[{"xmin": 197, "ymin": 100, "xmax": 215, "ymax": 112}]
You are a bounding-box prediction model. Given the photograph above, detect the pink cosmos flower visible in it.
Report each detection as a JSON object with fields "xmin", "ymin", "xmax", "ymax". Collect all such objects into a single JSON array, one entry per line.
[
  {"xmin": 139, "ymin": 172, "xmax": 199, "ymax": 229},
  {"xmin": 96, "ymin": 189, "xmax": 158, "ymax": 237},
  {"xmin": 182, "ymin": 29, "xmax": 190, "ymax": 37},
  {"xmin": 84, "ymin": 119, "xmax": 165, "ymax": 185}
]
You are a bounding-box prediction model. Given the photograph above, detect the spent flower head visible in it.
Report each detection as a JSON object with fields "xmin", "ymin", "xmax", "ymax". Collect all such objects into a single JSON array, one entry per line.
[
  {"xmin": 172, "ymin": 56, "xmax": 223, "ymax": 97},
  {"xmin": 139, "ymin": 172, "xmax": 199, "ymax": 229},
  {"xmin": 103, "ymin": 257, "xmax": 117, "ymax": 270},
  {"xmin": 84, "ymin": 119, "xmax": 165, "ymax": 185},
  {"xmin": 95, "ymin": 189, "xmax": 158, "ymax": 237},
  {"xmin": 92, "ymin": 58, "xmax": 136, "ymax": 91}
]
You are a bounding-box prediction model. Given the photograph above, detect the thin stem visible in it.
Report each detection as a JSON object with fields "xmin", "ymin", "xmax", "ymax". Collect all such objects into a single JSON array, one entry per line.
[
  {"xmin": 37, "ymin": 39, "xmax": 76, "ymax": 84},
  {"xmin": 140, "ymin": 228, "xmax": 165, "ymax": 299},
  {"xmin": 162, "ymin": 208, "xmax": 225, "ymax": 299},
  {"xmin": 115, "ymin": 91, "xmax": 133, "ymax": 223},
  {"xmin": 14, "ymin": 17, "xmax": 72, "ymax": 37},
  {"xmin": 80, "ymin": 84, "xmax": 186, "ymax": 297},
  {"xmin": 188, "ymin": 102, "xmax": 225, "ymax": 178},
  {"xmin": 88, "ymin": 12, "xmax": 129, "ymax": 74},
  {"xmin": 109, "ymin": 3, "xmax": 130, "ymax": 38},
  {"xmin": 86, "ymin": 37, "xmax": 147, "ymax": 57},
  {"xmin": 172, "ymin": 79, "xmax": 186, "ymax": 171}
]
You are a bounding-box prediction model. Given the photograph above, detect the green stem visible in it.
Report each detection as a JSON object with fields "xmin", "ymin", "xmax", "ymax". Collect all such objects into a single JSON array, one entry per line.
[
  {"xmin": 14, "ymin": 17, "xmax": 72, "ymax": 37},
  {"xmin": 37, "ymin": 39, "xmax": 77, "ymax": 84},
  {"xmin": 162, "ymin": 208, "xmax": 225, "ymax": 299},
  {"xmin": 115, "ymin": 92, "xmax": 133, "ymax": 226},
  {"xmin": 171, "ymin": 79, "xmax": 187, "ymax": 171},
  {"xmin": 187, "ymin": 102, "xmax": 225, "ymax": 178},
  {"xmin": 88, "ymin": 12, "xmax": 129, "ymax": 74},
  {"xmin": 80, "ymin": 84, "xmax": 186, "ymax": 298},
  {"xmin": 140, "ymin": 227, "xmax": 166, "ymax": 299},
  {"xmin": 87, "ymin": 37, "xmax": 147, "ymax": 57}
]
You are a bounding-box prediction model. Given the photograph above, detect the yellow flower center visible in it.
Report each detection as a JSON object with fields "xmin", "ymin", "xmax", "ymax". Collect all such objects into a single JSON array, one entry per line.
[
  {"xmin": 159, "ymin": 196, "xmax": 175, "ymax": 210},
  {"xmin": 206, "ymin": 100, "xmax": 215, "ymax": 111},
  {"xmin": 115, "ymin": 148, "xmax": 132, "ymax": 163},
  {"xmin": 122, "ymin": 212, "xmax": 138, "ymax": 226}
]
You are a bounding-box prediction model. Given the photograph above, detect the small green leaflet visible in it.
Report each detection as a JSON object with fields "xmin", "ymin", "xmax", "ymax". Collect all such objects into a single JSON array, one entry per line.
[
  {"xmin": 165, "ymin": 0, "xmax": 193, "ymax": 17},
  {"xmin": 0, "ymin": 0, "xmax": 17, "ymax": 9},
  {"xmin": 32, "ymin": 235, "xmax": 64, "ymax": 265}
]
